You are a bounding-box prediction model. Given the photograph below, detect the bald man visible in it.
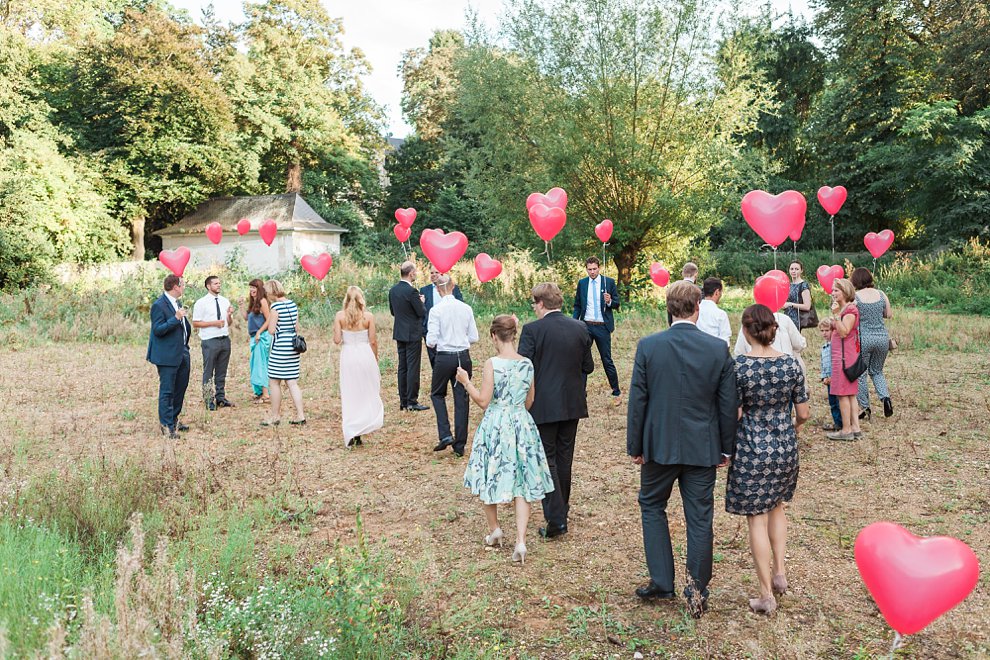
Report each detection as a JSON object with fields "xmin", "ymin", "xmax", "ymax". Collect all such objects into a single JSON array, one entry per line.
[{"xmin": 388, "ymin": 261, "xmax": 428, "ymax": 411}]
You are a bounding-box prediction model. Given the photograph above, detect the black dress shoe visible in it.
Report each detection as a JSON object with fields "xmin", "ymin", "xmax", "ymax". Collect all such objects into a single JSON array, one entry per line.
[
  {"xmin": 635, "ymin": 581, "xmax": 676, "ymax": 601},
  {"xmin": 453, "ymin": 449, "xmax": 464, "ymax": 457},
  {"xmin": 882, "ymin": 397, "xmax": 894, "ymax": 417},
  {"xmin": 433, "ymin": 436, "xmax": 453, "ymax": 452},
  {"xmin": 538, "ymin": 523, "xmax": 568, "ymax": 539},
  {"xmin": 859, "ymin": 407, "xmax": 871, "ymax": 421},
  {"xmin": 408, "ymin": 403, "xmax": 429, "ymax": 411},
  {"xmin": 216, "ymin": 399, "xmax": 235, "ymax": 408},
  {"xmin": 176, "ymin": 423, "xmax": 189, "ymax": 432},
  {"xmin": 683, "ymin": 585, "xmax": 710, "ymax": 618}
]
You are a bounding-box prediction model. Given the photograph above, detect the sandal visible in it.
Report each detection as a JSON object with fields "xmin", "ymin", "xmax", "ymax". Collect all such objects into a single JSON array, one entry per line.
[{"xmin": 260, "ymin": 419, "xmax": 280, "ymax": 427}]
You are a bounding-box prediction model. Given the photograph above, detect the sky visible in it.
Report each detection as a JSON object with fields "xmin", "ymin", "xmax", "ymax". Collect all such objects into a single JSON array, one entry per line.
[{"xmin": 170, "ymin": 0, "xmax": 810, "ymax": 139}]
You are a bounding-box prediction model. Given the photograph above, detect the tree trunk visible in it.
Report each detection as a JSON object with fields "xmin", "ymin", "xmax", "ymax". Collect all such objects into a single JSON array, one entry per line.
[
  {"xmin": 286, "ymin": 161, "xmax": 302, "ymax": 193},
  {"xmin": 613, "ymin": 242, "xmax": 640, "ymax": 288},
  {"xmin": 130, "ymin": 217, "xmax": 145, "ymax": 261}
]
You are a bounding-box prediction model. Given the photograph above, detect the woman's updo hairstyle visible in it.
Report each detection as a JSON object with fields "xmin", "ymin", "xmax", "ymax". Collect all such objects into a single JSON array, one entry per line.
[
  {"xmin": 741, "ymin": 304, "xmax": 778, "ymax": 347},
  {"xmin": 490, "ymin": 314, "xmax": 518, "ymax": 343}
]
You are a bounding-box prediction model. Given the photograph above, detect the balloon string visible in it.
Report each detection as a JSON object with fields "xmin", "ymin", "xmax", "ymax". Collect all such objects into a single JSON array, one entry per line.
[
  {"xmin": 888, "ymin": 631, "xmax": 904, "ymax": 657},
  {"xmin": 773, "ymin": 247, "xmax": 778, "ymax": 271},
  {"xmin": 872, "ymin": 257, "xmax": 877, "ymax": 274},
  {"xmin": 543, "ymin": 240, "xmax": 551, "ymax": 264},
  {"xmin": 830, "ymin": 215, "xmax": 836, "ymax": 259}
]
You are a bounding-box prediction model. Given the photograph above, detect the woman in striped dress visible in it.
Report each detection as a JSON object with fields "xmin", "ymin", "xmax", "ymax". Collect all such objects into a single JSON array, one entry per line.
[{"xmin": 263, "ymin": 280, "xmax": 305, "ymax": 426}]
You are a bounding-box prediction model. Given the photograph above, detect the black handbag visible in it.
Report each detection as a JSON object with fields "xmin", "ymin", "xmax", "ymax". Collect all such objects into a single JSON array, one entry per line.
[
  {"xmin": 841, "ymin": 324, "xmax": 867, "ymax": 381},
  {"xmin": 800, "ymin": 305, "xmax": 819, "ymax": 330},
  {"xmin": 291, "ymin": 335, "xmax": 307, "ymax": 354}
]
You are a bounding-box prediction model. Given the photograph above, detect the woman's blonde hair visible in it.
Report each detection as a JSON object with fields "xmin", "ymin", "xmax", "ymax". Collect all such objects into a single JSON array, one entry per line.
[
  {"xmin": 341, "ymin": 286, "xmax": 366, "ymax": 329},
  {"xmin": 832, "ymin": 278, "xmax": 855, "ymax": 304},
  {"xmin": 265, "ymin": 279, "xmax": 285, "ymax": 299}
]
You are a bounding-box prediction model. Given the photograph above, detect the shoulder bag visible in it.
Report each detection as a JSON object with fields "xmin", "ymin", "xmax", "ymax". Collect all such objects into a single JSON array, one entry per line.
[
  {"xmin": 798, "ymin": 283, "xmax": 819, "ymax": 329},
  {"xmin": 292, "ymin": 335, "xmax": 307, "ymax": 354}
]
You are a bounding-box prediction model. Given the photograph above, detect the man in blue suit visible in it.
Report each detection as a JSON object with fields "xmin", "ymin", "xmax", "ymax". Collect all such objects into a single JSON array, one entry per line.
[
  {"xmin": 420, "ymin": 265, "xmax": 463, "ymax": 367},
  {"xmin": 572, "ymin": 256, "xmax": 621, "ymax": 398},
  {"xmin": 147, "ymin": 274, "xmax": 192, "ymax": 438}
]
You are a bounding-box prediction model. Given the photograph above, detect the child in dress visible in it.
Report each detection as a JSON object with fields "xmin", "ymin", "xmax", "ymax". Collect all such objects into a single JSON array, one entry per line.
[
  {"xmin": 456, "ymin": 315, "xmax": 554, "ymax": 565},
  {"xmin": 818, "ymin": 319, "xmax": 843, "ymax": 432}
]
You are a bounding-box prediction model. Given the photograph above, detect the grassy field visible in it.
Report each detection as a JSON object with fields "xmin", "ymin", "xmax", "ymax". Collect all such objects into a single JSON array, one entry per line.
[{"xmin": 1, "ymin": 280, "xmax": 989, "ymax": 657}]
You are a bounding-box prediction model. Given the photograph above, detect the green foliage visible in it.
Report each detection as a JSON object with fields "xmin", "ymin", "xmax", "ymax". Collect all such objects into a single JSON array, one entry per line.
[{"xmin": 879, "ymin": 239, "xmax": 990, "ymax": 314}]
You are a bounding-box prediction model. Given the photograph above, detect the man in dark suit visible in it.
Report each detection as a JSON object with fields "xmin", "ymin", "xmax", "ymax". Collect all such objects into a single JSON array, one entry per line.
[
  {"xmin": 389, "ymin": 261, "xmax": 428, "ymax": 411},
  {"xmin": 572, "ymin": 256, "xmax": 621, "ymax": 398},
  {"xmin": 147, "ymin": 274, "xmax": 192, "ymax": 439},
  {"xmin": 518, "ymin": 282, "xmax": 594, "ymax": 539},
  {"xmin": 627, "ymin": 280, "xmax": 738, "ymax": 617},
  {"xmin": 420, "ymin": 265, "xmax": 463, "ymax": 367}
]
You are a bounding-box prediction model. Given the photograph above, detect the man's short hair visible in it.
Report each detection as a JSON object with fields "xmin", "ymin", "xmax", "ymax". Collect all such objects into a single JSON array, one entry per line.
[
  {"xmin": 531, "ymin": 282, "xmax": 563, "ymax": 310},
  {"xmin": 163, "ymin": 274, "xmax": 182, "ymax": 292},
  {"xmin": 667, "ymin": 280, "xmax": 702, "ymax": 319},
  {"xmin": 204, "ymin": 275, "xmax": 219, "ymax": 287},
  {"xmin": 702, "ymin": 277, "xmax": 723, "ymax": 298},
  {"xmin": 400, "ymin": 261, "xmax": 416, "ymax": 278},
  {"xmin": 585, "ymin": 256, "xmax": 600, "ymax": 267},
  {"xmin": 682, "ymin": 262, "xmax": 699, "ymax": 278}
]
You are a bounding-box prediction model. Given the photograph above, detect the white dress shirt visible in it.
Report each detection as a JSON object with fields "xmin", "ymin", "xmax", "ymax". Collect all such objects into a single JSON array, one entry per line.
[
  {"xmin": 697, "ymin": 299, "xmax": 731, "ymax": 346},
  {"xmin": 192, "ymin": 293, "xmax": 232, "ymax": 340},
  {"xmin": 584, "ymin": 276, "xmax": 602, "ymax": 321},
  {"xmin": 426, "ymin": 295, "xmax": 479, "ymax": 352}
]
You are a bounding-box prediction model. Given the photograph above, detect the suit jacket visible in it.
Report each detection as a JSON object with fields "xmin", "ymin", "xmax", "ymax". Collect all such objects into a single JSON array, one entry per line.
[
  {"xmin": 518, "ymin": 311, "xmax": 595, "ymax": 424},
  {"xmin": 146, "ymin": 293, "xmax": 191, "ymax": 367},
  {"xmin": 389, "ymin": 280, "xmax": 426, "ymax": 342},
  {"xmin": 626, "ymin": 323, "xmax": 738, "ymax": 466},
  {"xmin": 420, "ymin": 283, "xmax": 463, "ymax": 334},
  {"xmin": 572, "ymin": 275, "xmax": 620, "ymax": 332}
]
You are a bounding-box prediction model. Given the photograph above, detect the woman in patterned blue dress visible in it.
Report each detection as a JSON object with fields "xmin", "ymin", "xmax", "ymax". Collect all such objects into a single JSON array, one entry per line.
[
  {"xmin": 456, "ymin": 315, "xmax": 554, "ymax": 565},
  {"xmin": 725, "ymin": 304, "xmax": 810, "ymax": 615},
  {"xmin": 262, "ymin": 280, "xmax": 305, "ymax": 426}
]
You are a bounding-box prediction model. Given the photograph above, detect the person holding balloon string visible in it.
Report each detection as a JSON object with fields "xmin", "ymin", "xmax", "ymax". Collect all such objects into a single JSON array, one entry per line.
[
  {"xmin": 851, "ymin": 267, "xmax": 894, "ymax": 420},
  {"xmin": 781, "ymin": 261, "xmax": 814, "ymax": 332},
  {"xmin": 825, "ymin": 278, "xmax": 863, "ymax": 441},
  {"xmin": 244, "ymin": 278, "xmax": 272, "ymax": 404}
]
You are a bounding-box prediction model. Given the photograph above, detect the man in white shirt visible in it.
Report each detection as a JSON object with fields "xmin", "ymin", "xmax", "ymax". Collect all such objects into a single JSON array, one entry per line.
[
  {"xmin": 697, "ymin": 278, "xmax": 731, "ymax": 347},
  {"xmin": 426, "ymin": 277, "xmax": 479, "ymax": 457},
  {"xmin": 668, "ymin": 262, "xmax": 700, "ymax": 326},
  {"xmin": 192, "ymin": 275, "xmax": 236, "ymax": 410}
]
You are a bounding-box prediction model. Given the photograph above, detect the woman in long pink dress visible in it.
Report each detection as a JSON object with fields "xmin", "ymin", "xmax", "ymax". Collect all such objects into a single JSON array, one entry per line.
[
  {"xmin": 333, "ymin": 286, "xmax": 384, "ymax": 447},
  {"xmin": 827, "ymin": 278, "xmax": 862, "ymax": 441}
]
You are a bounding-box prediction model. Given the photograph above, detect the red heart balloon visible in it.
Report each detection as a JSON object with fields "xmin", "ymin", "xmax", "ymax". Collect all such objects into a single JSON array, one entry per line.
[
  {"xmin": 864, "ymin": 230, "xmax": 894, "ymax": 258},
  {"xmin": 817, "ymin": 185, "xmax": 847, "ymax": 216},
  {"xmin": 545, "ymin": 187, "xmax": 567, "ymax": 209},
  {"xmin": 300, "ymin": 253, "xmax": 333, "ymax": 281},
  {"xmin": 259, "ymin": 219, "xmax": 277, "ymax": 246},
  {"xmin": 235, "ymin": 218, "xmax": 251, "ymax": 236},
  {"xmin": 474, "ymin": 253, "xmax": 502, "ymax": 283},
  {"xmin": 649, "ymin": 263, "xmax": 670, "ymax": 287},
  {"xmin": 741, "ymin": 190, "xmax": 807, "ymax": 248},
  {"xmin": 753, "ymin": 270, "xmax": 790, "ymax": 312},
  {"xmin": 526, "ymin": 192, "xmax": 549, "ymax": 210},
  {"xmin": 789, "ymin": 215, "xmax": 805, "ymax": 242},
  {"xmin": 855, "ymin": 522, "xmax": 979, "ymax": 635},
  {"xmin": 816, "ymin": 265, "xmax": 844, "ymax": 294},
  {"xmin": 393, "ymin": 224, "xmax": 411, "ymax": 243},
  {"xmin": 419, "ymin": 228, "xmax": 468, "ymax": 274},
  {"xmin": 394, "ymin": 208, "xmax": 417, "ymax": 228},
  {"xmin": 528, "ymin": 204, "xmax": 567, "ymax": 242},
  {"xmin": 205, "ymin": 222, "xmax": 223, "ymax": 245},
  {"xmin": 158, "ymin": 247, "xmax": 191, "ymax": 276},
  {"xmin": 595, "ymin": 219, "xmax": 613, "ymax": 243}
]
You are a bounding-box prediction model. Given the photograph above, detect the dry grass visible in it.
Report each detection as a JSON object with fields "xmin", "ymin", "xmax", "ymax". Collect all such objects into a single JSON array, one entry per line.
[{"xmin": 1, "ymin": 305, "xmax": 988, "ymax": 658}]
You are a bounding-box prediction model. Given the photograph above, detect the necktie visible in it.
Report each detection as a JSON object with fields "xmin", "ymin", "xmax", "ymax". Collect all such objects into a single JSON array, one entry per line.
[
  {"xmin": 177, "ymin": 299, "xmax": 187, "ymax": 342},
  {"xmin": 592, "ymin": 279, "xmax": 599, "ymax": 321}
]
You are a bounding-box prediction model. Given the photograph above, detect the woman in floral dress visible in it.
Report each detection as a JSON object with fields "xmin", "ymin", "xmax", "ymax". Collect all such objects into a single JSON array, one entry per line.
[{"xmin": 456, "ymin": 315, "xmax": 554, "ymax": 565}]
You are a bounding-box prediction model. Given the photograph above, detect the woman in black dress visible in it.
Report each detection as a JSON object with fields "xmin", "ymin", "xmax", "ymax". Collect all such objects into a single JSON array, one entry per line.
[{"xmin": 726, "ymin": 304, "xmax": 810, "ymax": 614}]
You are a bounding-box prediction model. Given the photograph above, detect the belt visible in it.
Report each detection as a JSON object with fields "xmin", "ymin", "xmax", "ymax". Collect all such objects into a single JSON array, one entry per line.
[
  {"xmin": 437, "ymin": 349, "xmax": 470, "ymax": 355},
  {"xmin": 584, "ymin": 320, "xmax": 606, "ymax": 326}
]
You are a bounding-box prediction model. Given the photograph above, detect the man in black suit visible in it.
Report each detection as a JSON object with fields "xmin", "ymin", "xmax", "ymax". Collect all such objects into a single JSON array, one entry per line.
[
  {"xmin": 627, "ymin": 280, "xmax": 738, "ymax": 616},
  {"xmin": 420, "ymin": 265, "xmax": 463, "ymax": 367},
  {"xmin": 147, "ymin": 274, "xmax": 192, "ymax": 438},
  {"xmin": 388, "ymin": 261, "xmax": 428, "ymax": 411},
  {"xmin": 572, "ymin": 256, "xmax": 621, "ymax": 398},
  {"xmin": 518, "ymin": 282, "xmax": 594, "ymax": 539}
]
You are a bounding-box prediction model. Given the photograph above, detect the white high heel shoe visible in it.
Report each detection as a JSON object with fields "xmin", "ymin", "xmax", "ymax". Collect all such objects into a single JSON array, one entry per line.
[
  {"xmin": 484, "ymin": 528, "xmax": 503, "ymax": 547},
  {"xmin": 512, "ymin": 542, "xmax": 527, "ymax": 565}
]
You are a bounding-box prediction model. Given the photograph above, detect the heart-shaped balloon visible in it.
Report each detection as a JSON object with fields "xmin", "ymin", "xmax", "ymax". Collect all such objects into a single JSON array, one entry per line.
[
  {"xmin": 789, "ymin": 215, "xmax": 805, "ymax": 242},
  {"xmin": 817, "ymin": 185, "xmax": 848, "ymax": 216},
  {"xmin": 741, "ymin": 190, "xmax": 807, "ymax": 248},
  {"xmin": 393, "ymin": 224, "xmax": 411, "ymax": 243},
  {"xmin": 420, "ymin": 228, "xmax": 468, "ymax": 274},
  {"xmin": 526, "ymin": 188, "xmax": 567, "ymax": 210},
  {"xmin": 595, "ymin": 220, "xmax": 613, "ymax": 243},
  {"xmin": 259, "ymin": 219, "xmax": 277, "ymax": 246},
  {"xmin": 395, "ymin": 208, "xmax": 417, "ymax": 229},
  {"xmin": 753, "ymin": 270, "xmax": 790, "ymax": 312},
  {"xmin": 526, "ymin": 192, "xmax": 549, "ymax": 210},
  {"xmin": 816, "ymin": 265, "xmax": 844, "ymax": 294},
  {"xmin": 205, "ymin": 222, "xmax": 223, "ymax": 245},
  {"xmin": 158, "ymin": 247, "xmax": 191, "ymax": 276},
  {"xmin": 528, "ymin": 204, "xmax": 567, "ymax": 242},
  {"xmin": 649, "ymin": 263, "xmax": 670, "ymax": 287},
  {"xmin": 474, "ymin": 253, "xmax": 502, "ymax": 283},
  {"xmin": 864, "ymin": 230, "xmax": 894, "ymax": 259},
  {"xmin": 855, "ymin": 522, "xmax": 979, "ymax": 635},
  {"xmin": 235, "ymin": 218, "xmax": 251, "ymax": 236},
  {"xmin": 300, "ymin": 253, "xmax": 333, "ymax": 281}
]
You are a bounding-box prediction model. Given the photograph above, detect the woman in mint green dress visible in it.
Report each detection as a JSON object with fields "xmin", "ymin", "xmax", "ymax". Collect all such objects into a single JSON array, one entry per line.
[{"xmin": 456, "ymin": 315, "xmax": 554, "ymax": 565}]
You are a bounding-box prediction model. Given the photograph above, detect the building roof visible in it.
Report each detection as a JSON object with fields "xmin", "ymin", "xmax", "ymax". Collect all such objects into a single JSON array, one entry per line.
[{"xmin": 155, "ymin": 193, "xmax": 348, "ymax": 236}]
